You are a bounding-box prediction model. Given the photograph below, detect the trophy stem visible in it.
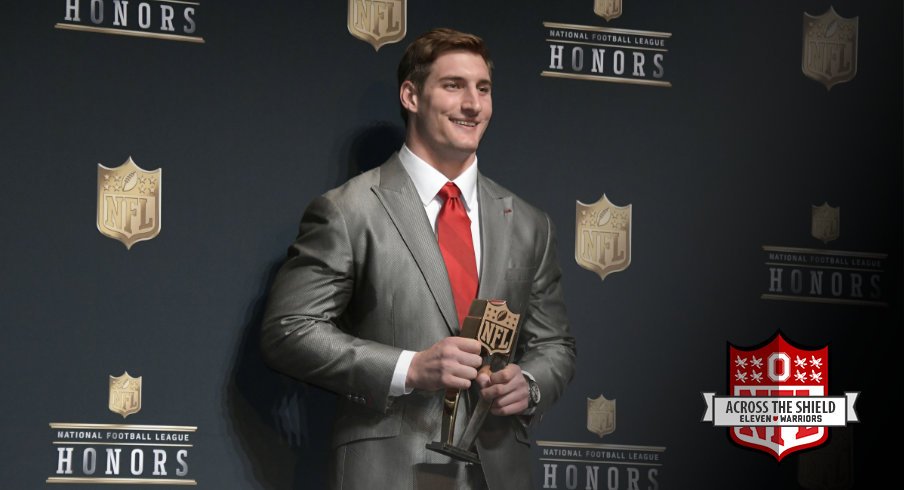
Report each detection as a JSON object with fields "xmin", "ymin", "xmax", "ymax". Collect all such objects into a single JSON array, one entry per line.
[
  {"xmin": 441, "ymin": 389, "xmax": 460, "ymax": 445},
  {"xmin": 455, "ymin": 397, "xmax": 490, "ymax": 452}
]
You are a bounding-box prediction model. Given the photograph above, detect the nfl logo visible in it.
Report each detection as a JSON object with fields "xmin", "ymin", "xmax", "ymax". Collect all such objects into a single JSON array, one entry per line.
[
  {"xmin": 586, "ymin": 394, "xmax": 616, "ymax": 438},
  {"xmin": 109, "ymin": 372, "xmax": 142, "ymax": 418},
  {"xmin": 347, "ymin": 0, "xmax": 407, "ymax": 51},
  {"xmin": 575, "ymin": 195, "xmax": 632, "ymax": 281},
  {"xmin": 802, "ymin": 7, "xmax": 858, "ymax": 90}
]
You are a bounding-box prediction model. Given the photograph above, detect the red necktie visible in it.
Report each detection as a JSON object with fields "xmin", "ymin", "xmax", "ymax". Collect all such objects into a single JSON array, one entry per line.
[{"xmin": 436, "ymin": 182, "xmax": 478, "ymax": 327}]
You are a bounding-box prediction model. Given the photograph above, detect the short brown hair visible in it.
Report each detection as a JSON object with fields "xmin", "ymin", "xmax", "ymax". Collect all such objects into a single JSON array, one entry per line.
[{"xmin": 397, "ymin": 28, "xmax": 493, "ymax": 123}]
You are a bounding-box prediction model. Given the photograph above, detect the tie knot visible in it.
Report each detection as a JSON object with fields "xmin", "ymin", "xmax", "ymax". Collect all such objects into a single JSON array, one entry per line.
[{"xmin": 438, "ymin": 182, "xmax": 462, "ymax": 202}]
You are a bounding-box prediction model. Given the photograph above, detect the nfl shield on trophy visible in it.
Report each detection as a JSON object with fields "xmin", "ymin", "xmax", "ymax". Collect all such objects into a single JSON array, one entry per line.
[{"xmin": 426, "ymin": 299, "xmax": 522, "ymax": 465}]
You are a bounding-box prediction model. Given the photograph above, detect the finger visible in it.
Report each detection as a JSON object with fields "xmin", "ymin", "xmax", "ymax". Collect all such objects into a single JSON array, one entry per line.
[
  {"xmin": 492, "ymin": 387, "xmax": 527, "ymax": 409},
  {"xmin": 489, "ymin": 370, "xmax": 511, "ymax": 385},
  {"xmin": 490, "ymin": 364, "xmax": 521, "ymax": 384},
  {"xmin": 479, "ymin": 384, "xmax": 499, "ymax": 401},
  {"xmin": 457, "ymin": 351, "xmax": 484, "ymax": 369},
  {"xmin": 450, "ymin": 337, "xmax": 483, "ymax": 354},
  {"xmin": 437, "ymin": 340, "xmax": 481, "ymax": 368},
  {"xmin": 480, "ymin": 381, "xmax": 515, "ymax": 401},
  {"xmin": 440, "ymin": 372, "xmax": 472, "ymax": 390},
  {"xmin": 446, "ymin": 363, "xmax": 478, "ymax": 381},
  {"xmin": 491, "ymin": 397, "xmax": 529, "ymax": 416}
]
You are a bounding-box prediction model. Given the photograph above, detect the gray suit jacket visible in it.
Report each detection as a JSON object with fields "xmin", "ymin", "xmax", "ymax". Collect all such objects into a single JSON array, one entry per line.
[{"xmin": 261, "ymin": 154, "xmax": 576, "ymax": 489}]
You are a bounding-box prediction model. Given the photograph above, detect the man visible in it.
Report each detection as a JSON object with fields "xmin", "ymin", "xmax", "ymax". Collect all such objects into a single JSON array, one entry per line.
[{"xmin": 261, "ymin": 28, "xmax": 575, "ymax": 489}]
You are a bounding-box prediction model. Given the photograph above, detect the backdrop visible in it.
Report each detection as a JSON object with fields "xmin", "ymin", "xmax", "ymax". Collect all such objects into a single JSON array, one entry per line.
[{"xmin": 2, "ymin": 1, "xmax": 900, "ymax": 489}]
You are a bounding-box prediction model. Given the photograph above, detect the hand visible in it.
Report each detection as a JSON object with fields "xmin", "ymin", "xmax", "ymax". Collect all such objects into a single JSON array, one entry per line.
[
  {"xmin": 477, "ymin": 363, "xmax": 529, "ymax": 416},
  {"xmin": 406, "ymin": 337, "xmax": 483, "ymax": 392}
]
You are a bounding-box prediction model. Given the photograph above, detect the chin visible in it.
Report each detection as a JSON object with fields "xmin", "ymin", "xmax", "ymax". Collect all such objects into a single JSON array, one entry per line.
[
  {"xmin": 452, "ymin": 137, "xmax": 483, "ymax": 152},
  {"xmin": 452, "ymin": 144, "xmax": 480, "ymax": 156}
]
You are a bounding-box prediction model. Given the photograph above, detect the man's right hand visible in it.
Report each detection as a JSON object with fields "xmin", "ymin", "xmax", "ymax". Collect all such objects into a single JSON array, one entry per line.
[{"xmin": 405, "ymin": 337, "xmax": 483, "ymax": 392}]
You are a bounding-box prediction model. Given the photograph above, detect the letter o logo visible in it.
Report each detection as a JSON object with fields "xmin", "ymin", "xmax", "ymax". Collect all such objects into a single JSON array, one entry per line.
[{"xmin": 768, "ymin": 352, "xmax": 790, "ymax": 382}]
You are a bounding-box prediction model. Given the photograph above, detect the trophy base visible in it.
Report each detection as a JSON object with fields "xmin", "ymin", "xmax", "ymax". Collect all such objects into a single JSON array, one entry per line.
[{"xmin": 425, "ymin": 442, "xmax": 481, "ymax": 465}]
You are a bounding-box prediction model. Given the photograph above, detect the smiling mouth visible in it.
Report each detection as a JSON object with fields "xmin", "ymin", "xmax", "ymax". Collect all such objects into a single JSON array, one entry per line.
[{"xmin": 451, "ymin": 119, "xmax": 478, "ymax": 127}]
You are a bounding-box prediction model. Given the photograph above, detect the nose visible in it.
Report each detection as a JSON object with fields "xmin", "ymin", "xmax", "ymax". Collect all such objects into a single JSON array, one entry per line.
[{"xmin": 461, "ymin": 86, "xmax": 482, "ymax": 115}]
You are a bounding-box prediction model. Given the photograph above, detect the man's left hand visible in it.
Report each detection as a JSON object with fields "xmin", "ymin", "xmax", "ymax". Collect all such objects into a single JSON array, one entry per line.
[{"xmin": 476, "ymin": 363, "xmax": 529, "ymax": 416}]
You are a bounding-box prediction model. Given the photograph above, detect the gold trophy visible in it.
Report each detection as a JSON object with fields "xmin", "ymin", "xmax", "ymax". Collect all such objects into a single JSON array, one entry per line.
[{"xmin": 426, "ymin": 299, "xmax": 521, "ymax": 465}]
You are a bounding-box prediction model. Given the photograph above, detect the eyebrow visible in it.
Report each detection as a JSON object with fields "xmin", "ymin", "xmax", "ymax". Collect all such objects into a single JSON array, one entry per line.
[{"xmin": 438, "ymin": 76, "xmax": 492, "ymax": 85}]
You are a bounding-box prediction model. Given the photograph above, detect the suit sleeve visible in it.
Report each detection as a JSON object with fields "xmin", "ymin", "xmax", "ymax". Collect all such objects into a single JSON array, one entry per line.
[
  {"xmin": 516, "ymin": 214, "xmax": 577, "ymax": 421},
  {"xmin": 260, "ymin": 195, "xmax": 402, "ymax": 413}
]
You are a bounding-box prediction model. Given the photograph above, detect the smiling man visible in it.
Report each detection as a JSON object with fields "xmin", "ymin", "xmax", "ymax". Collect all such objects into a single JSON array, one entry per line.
[{"xmin": 261, "ymin": 28, "xmax": 576, "ymax": 489}]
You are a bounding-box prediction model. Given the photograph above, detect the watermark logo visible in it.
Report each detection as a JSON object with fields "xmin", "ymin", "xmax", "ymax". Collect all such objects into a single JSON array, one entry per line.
[{"xmin": 702, "ymin": 332, "xmax": 859, "ymax": 461}]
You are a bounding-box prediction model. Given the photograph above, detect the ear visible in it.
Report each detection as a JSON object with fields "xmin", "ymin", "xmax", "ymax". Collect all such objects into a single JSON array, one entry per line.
[{"xmin": 400, "ymin": 80, "xmax": 418, "ymax": 114}]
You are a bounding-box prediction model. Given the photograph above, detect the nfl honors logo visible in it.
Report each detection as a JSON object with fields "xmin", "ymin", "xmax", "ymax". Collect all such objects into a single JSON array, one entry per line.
[
  {"xmin": 347, "ymin": 0, "xmax": 406, "ymax": 51},
  {"xmin": 97, "ymin": 157, "xmax": 161, "ymax": 249}
]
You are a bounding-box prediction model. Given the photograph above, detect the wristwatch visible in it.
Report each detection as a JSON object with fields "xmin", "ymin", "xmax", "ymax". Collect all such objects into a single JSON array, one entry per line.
[{"xmin": 524, "ymin": 374, "xmax": 541, "ymax": 409}]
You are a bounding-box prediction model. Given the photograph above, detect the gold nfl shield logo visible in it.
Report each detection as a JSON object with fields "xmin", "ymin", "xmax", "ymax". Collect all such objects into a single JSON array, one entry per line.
[
  {"xmin": 109, "ymin": 372, "xmax": 142, "ymax": 418},
  {"xmin": 576, "ymin": 195, "xmax": 632, "ymax": 281},
  {"xmin": 594, "ymin": 0, "xmax": 623, "ymax": 22},
  {"xmin": 587, "ymin": 394, "xmax": 616, "ymax": 438},
  {"xmin": 802, "ymin": 7, "xmax": 858, "ymax": 90},
  {"xmin": 97, "ymin": 157, "xmax": 161, "ymax": 249},
  {"xmin": 476, "ymin": 302, "xmax": 520, "ymax": 356},
  {"xmin": 811, "ymin": 202, "xmax": 840, "ymax": 244},
  {"xmin": 348, "ymin": 0, "xmax": 406, "ymax": 51}
]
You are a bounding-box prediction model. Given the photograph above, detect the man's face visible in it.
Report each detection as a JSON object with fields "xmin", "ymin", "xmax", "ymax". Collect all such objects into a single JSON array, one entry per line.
[{"xmin": 402, "ymin": 50, "xmax": 493, "ymax": 167}]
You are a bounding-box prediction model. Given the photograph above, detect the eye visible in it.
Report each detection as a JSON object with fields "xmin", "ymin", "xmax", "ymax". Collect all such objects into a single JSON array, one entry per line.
[
  {"xmin": 478, "ymin": 85, "xmax": 492, "ymax": 94},
  {"xmin": 444, "ymin": 81, "xmax": 461, "ymax": 89}
]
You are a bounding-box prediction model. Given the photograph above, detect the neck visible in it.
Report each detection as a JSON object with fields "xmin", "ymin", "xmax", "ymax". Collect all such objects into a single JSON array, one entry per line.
[
  {"xmin": 405, "ymin": 142, "xmax": 475, "ymax": 181},
  {"xmin": 429, "ymin": 158, "xmax": 474, "ymax": 181}
]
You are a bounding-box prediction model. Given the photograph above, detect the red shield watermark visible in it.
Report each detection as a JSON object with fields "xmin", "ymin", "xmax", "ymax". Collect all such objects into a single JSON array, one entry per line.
[{"xmin": 728, "ymin": 333, "xmax": 827, "ymax": 461}]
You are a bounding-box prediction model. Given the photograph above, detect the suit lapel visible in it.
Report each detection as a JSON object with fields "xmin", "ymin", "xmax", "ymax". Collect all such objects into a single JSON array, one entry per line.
[
  {"xmin": 371, "ymin": 155, "xmax": 460, "ymax": 335},
  {"xmin": 476, "ymin": 174, "xmax": 512, "ymax": 300}
]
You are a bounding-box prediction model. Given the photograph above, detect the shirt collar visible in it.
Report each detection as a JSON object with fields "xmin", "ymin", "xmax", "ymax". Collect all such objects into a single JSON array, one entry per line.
[{"xmin": 399, "ymin": 144, "xmax": 478, "ymax": 211}]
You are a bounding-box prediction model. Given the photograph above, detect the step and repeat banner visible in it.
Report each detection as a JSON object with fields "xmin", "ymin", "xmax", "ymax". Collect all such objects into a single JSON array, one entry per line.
[{"xmin": 2, "ymin": 1, "xmax": 900, "ymax": 489}]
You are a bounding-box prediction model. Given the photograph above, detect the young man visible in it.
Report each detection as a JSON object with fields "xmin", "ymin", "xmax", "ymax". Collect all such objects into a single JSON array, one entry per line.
[{"xmin": 261, "ymin": 28, "xmax": 576, "ymax": 489}]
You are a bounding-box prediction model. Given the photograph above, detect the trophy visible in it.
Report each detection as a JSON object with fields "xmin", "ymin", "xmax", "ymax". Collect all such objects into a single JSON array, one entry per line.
[{"xmin": 426, "ymin": 299, "xmax": 522, "ymax": 465}]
